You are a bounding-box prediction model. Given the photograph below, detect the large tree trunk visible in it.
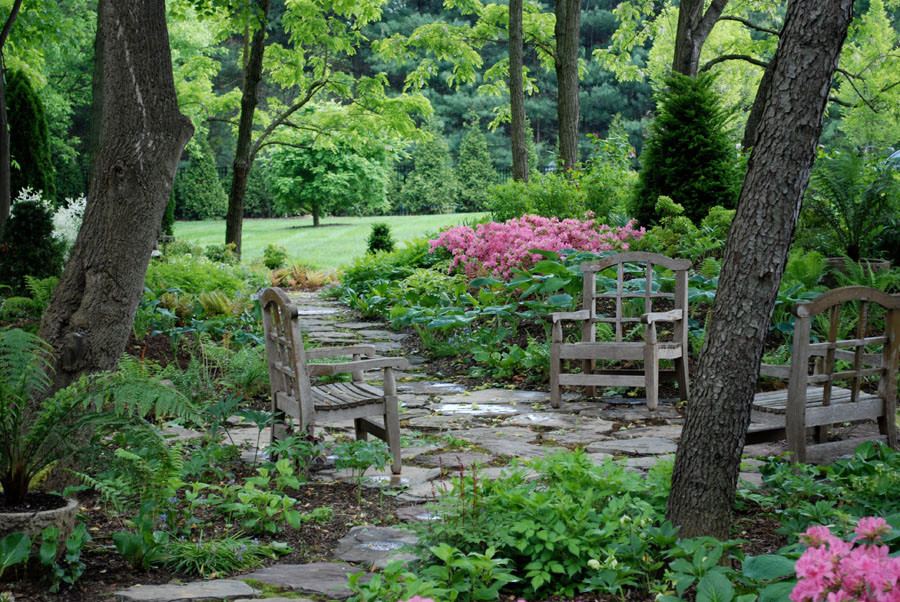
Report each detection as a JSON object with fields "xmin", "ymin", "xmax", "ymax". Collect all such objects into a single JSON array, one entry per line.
[
  {"xmin": 38, "ymin": 0, "xmax": 193, "ymax": 390},
  {"xmin": 509, "ymin": 0, "xmax": 528, "ymax": 182},
  {"xmin": 667, "ymin": 0, "xmax": 855, "ymax": 539},
  {"xmin": 555, "ymin": 0, "xmax": 581, "ymax": 171},
  {"xmin": 225, "ymin": 0, "xmax": 270, "ymax": 258},
  {"xmin": 672, "ymin": 0, "xmax": 729, "ymax": 76},
  {"xmin": 87, "ymin": 5, "xmax": 104, "ymax": 189},
  {"xmin": 741, "ymin": 58, "xmax": 776, "ymax": 150},
  {"xmin": 0, "ymin": 0, "xmax": 24, "ymax": 233}
]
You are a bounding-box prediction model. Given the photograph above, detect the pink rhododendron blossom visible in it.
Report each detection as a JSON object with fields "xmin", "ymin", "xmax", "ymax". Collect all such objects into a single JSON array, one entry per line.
[
  {"xmin": 791, "ymin": 519, "xmax": 900, "ymax": 602},
  {"xmin": 429, "ymin": 214, "xmax": 645, "ymax": 280}
]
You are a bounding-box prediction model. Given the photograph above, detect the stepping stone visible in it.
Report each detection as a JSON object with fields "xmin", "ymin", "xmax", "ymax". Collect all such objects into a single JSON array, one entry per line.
[
  {"xmin": 543, "ymin": 428, "xmax": 614, "ymax": 446},
  {"xmin": 474, "ymin": 466, "xmax": 538, "ymax": 482},
  {"xmin": 397, "ymin": 408, "xmax": 431, "ymax": 420},
  {"xmin": 334, "ymin": 321, "xmax": 383, "ymax": 329},
  {"xmin": 401, "ymin": 445, "xmax": 441, "ymax": 461},
  {"xmin": 398, "ymin": 478, "xmax": 453, "ymax": 502},
  {"xmin": 406, "ymin": 414, "xmax": 478, "ymax": 430},
  {"xmin": 586, "ymin": 437, "xmax": 678, "ymax": 456},
  {"xmin": 356, "ymin": 329, "xmax": 410, "ymax": 341},
  {"xmin": 397, "ymin": 381, "xmax": 466, "ymax": 395},
  {"xmin": 479, "ymin": 438, "xmax": 555, "ymax": 459},
  {"xmin": 413, "ymin": 451, "xmax": 495, "ymax": 468},
  {"xmin": 432, "ymin": 402, "xmax": 522, "ymax": 416},
  {"xmin": 624, "ymin": 454, "xmax": 674, "ymax": 470},
  {"xmin": 242, "ymin": 563, "xmax": 370, "ymax": 601},
  {"xmin": 308, "ymin": 330, "xmax": 358, "ymax": 339},
  {"xmin": 227, "ymin": 426, "xmax": 270, "ymax": 448},
  {"xmin": 739, "ymin": 472, "xmax": 764, "ymax": 488},
  {"xmin": 612, "ymin": 424, "xmax": 683, "ymax": 440},
  {"xmin": 440, "ymin": 389, "xmax": 549, "ymax": 405},
  {"xmin": 115, "ymin": 580, "xmax": 258, "ymax": 601},
  {"xmin": 295, "ymin": 307, "xmax": 342, "ymax": 316},
  {"xmin": 580, "ymin": 406, "xmax": 682, "ymax": 422},
  {"xmin": 507, "ymin": 413, "xmax": 580, "ymax": 430},
  {"xmin": 396, "ymin": 505, "xmax": 441, "ymax": 522},
  {"xmin": 317, "ymin": 465, "xmax": 440, "ymax": 489},
  {"xmin": 160, "ymin": 425, "xmax": 204, "ymax": 442},
  {"xmin": 334, "ymin": 525, "xmax": 419, "ymax": 569},
  {"xmin": 371, "ymin": 341, "xmax": 404, "ymax": 353},
  {"xmin": 447, "ymin": 426, "xmax": 556, "ymax": 456},
  {"xmin": 399, "ymin": 394, "xmax": 430, "ymax": 409}
]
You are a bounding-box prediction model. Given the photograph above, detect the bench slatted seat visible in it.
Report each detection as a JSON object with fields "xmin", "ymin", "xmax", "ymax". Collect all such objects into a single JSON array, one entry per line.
[
  {"xmin": 259, "ymin": 287, "xmax": 408, "ymax": 473},
  {"xmin": 549, "ymin": 252, "xmax": 691, "ymax": 410},
  {"xmin": 750, "ymin": 286, "xmax": 899, "ymax": 464}
]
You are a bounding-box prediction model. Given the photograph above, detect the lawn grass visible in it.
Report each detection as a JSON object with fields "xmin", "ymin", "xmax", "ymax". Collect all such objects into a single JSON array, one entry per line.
[{"xmin": 173, "ymin": 213, "xmax": 486, "ymax": 268}]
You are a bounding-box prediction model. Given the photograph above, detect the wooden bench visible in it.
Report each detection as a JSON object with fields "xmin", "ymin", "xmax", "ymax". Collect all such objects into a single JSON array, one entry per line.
[
  {"xmin": 259, "ymin": 287, "xmax": 408, "ymax": 474},
  {"xmin": 549, "ymin": 252, "xmax": 691, "ymax": 410},
  {"xmin": 749, "ymin": 286, "xmax": 899, "ymax": 464}
]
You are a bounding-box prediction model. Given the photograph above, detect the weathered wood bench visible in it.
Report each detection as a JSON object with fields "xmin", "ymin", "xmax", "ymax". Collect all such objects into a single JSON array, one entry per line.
[
  {"xmin": 549, "ymin": 252, "xmax": 691, "ymax": 410},
  {"xmin": 259, "ymin": 287, "xmax": 408, "ymax": 474},
  {"xmin": 748, "ymin": 286, "xmax": 899, "ymax": 464}
]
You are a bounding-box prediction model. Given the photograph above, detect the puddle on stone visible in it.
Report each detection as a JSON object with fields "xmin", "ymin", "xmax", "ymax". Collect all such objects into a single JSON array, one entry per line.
[
  {"xmin": 364, "ymin": 475, "xmax": 410, "ymax": 487},
  {"xmin": 361, "ymin": 541, "xmax": 406, "ymax": 551},
  {"xmin": 434, "ymin": 403, "xmax": 518, "ymax": 416}
]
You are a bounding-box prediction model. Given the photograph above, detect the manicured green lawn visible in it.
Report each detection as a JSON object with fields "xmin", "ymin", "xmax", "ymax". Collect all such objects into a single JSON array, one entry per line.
[{"xmin": 173, "ymin": 213, "xmax": 486, "ymax": 268}]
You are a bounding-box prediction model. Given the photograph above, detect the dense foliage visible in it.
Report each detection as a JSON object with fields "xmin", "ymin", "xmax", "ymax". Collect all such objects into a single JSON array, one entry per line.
[
  {"xmin": 7, "ymin": 70, "xmax": 56, "ymax": 202},
  {"xmin": 173, "ymin": 138, "xmax": 228, "ymax": 221},
  {"xmin": 397, "ymin": 131, "xmax": 461, "ymax": 214},
  {"xmin": 0, "ymin": 191, "xmax": 65, "ymax": 295}
]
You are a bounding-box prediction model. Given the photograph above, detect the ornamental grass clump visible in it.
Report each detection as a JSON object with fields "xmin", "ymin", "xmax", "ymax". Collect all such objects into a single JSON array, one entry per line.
[{"xmin": 429, "ymin": 214, "xmax": 644, "ymax": 280}]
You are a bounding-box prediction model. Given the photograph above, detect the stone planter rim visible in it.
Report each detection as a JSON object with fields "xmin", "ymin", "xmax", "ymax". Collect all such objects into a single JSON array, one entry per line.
[{"xmin": 0, "ymin": 495, "xmax": 79, "ymax": 540}]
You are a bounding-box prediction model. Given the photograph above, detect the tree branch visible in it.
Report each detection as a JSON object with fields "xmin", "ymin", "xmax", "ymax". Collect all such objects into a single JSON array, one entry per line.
[
  {"xmin": 717, "ymin": 15, "xmax": 780, "ymax": 37},
  {"xmin": 249, "ymin": 77, "xmax": 328, "ymax": 160},
  {"xmin": 697, "ymin": 0, "xmax": 730, "ymax": 42},
  {"xmin": 834, "ymin": 68, "xmax": 880, "ymax": 113},
  {"xmin": 0, "ymin": 0, "xmax": 23, "ymax": 51},
  {"xmin": 700, "ymin": 53, "xmax": 769, "ymax": 72}
]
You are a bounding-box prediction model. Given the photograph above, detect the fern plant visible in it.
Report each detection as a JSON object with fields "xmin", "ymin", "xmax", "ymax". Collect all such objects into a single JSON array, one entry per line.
[{"xmin": 0, "ymin": 327, "xmax": 195, "ymax": 506}]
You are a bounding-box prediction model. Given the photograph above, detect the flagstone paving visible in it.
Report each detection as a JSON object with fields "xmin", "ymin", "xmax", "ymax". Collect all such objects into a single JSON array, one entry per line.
[{"xmin": 125, "ymin": 290, "xmax": 773, "ymax": 602}]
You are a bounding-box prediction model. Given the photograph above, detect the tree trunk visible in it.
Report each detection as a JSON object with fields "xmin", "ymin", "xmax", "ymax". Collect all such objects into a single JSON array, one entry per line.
[
  {"xmin": 672, "ymin": 0, "xmax": 729, "ymax": 76},
  {"xmin": 87, "ymin": 5, "xmax": 104, "ymax": 189},
  {"xmin": 741, "ymin": 57, "xmax": 776, "ymax": 150},
  {"xmin": 509, "ymin": 0, "xmax": 528, "ymax": 182},
  {"xmin": 38, "ymin": 0, "xmax": 193, "ymax": 390},
  {"xmin": 0, "ymin": 0, "xmax": 24, "ymax": 233},
  {"xmin": 312, "ymin": 204, "xmax": 320, "ymax": 227},
  {"xmin": 555, "ymin": 0, "xmax": 581, "ymax": 171},
  {"xmin": 225, "ymin": 0, "xmax": 270, "ymax": 258},
  {"xmin": 667, "ymin": 0, "xmax": 855, "ymax": 539}
]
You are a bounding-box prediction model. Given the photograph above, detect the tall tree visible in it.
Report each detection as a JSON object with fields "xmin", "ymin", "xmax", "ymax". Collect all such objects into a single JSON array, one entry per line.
[
  {"xmin": 509, "ymin": 0, "xmax": 529, "ymax": 181},
  {"xmin": 0, "ymin": 0, "xmax": 24, "ymax": 232},
  {"xmin": 39, "ymin": 0, "xmax": 193, "ymax": 389},
  {"xmin": 672, "ymin": 0, "xmax": 729, "ymax": 76},
  {"xmin": 666, "ymin": 0, "xmax": 855, "ymax": 539},
  {"xmin": 554, "ymin": 0, "xmax": 581, "ymax": 169},
  {"xmin": 224, "ymin": 0, "xmax": 269, "ymax": 258}
]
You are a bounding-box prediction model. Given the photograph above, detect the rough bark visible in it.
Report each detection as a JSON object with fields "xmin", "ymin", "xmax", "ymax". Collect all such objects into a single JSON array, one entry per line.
[
  {"xmin": 225, "ymin": 0, "xmax": 270, "ymax": 258},
  {"xmin": 38, "ymin": 0, "xmax": 193, "ymax": 390},
  {"xmin": 509, "ymin": 0, "xmax": 528, "ymax": 182},
  {"xmin": 741, "ymin": 57, "xmax": 776, "ymax": 150},
  {"xmin": 667, "ymin": 0, "xmax": 855, "ymax": 539},
  {"xmin": 0, "ymin": 0, "xmax": 24, "ymax": 233},
  {"xmin": 554, "ymin": 0, "xmax": 581, "ymax": 170},
  {"xmin": 672, "ymin": 0, "xmax": 729, "ymax": 76},
  {"xmin": 87, "ymin": 5, "xmax": 104, "ymax": 188}
]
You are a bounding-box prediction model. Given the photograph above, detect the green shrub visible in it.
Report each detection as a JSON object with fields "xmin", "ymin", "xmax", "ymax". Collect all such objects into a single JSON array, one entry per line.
[
  {"xmin": 0, "ymin": 296, "xmax": 41, "ymax": 321},
  {"xmin": 203, "ymin": 242, "xmax": 239, "ymax": 265},
  {"xmin": 366, "ymin": 223, "xmax": 395, "ymax": 254},
  {"xmin": 161, "ymin": 189, "xmax": 175, "ymax": 237},
  {"xmin": 0, "ymin": 194, "xmax": 65, "ymax": 295},
  {"xmin": 145, "ymin": 255, "xmax": 263, "ymax": 296},
  {"xmin": 631, "ymin": 72, "xmax": 742, "ymax": 226},
  {"xmin": 173, "ymin": 138, "xmax": 227, "ymax": 221},
  {"xmin": 341, "ymin": 238, "xmax": 443, "ymax": 294},
  {"xmin": 263, "ymin": 243, "xmax": 289, "ymax": 270},
  {"xmin": 8, "ymin": 70, "xmax": 55, "ymax": 202},
  {"xmin": 243, "ymin": 162, "xmax": 283, "ymax": 218},
  {"xmin": 488, "ymin": 180, "xmax": 532, "ymax": 222},
  {"xmin": 164, "ymin": 239, "xmax": 203, "ymax": 257},
  {"xmin": 782, "ymin": 248, "xmax": 826, "ymax": 289},
  {"xmin": 457, "ymin": 122, "xmax": 498, "ymax": 211}
]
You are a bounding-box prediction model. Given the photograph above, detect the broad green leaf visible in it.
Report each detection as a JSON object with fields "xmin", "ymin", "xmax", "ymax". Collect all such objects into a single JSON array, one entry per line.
[
  {"xmin": 0, "ymin": 532, "xmax": 31, "ymax": 570},
  {"xmin": 742, "ymin": 555, "xmax": 796, "ymax": 580},
  {"xmin": 697, "ymin": 572, "xmax": 734, "ymax": 602},
  {"xmin": 758, "ymin": 580, "xmax": 797, "ymax": 602}
]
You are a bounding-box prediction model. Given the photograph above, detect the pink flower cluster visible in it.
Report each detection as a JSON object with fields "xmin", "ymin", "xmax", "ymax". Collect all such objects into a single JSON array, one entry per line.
[
  {"xmin": 430, "ymin": 214, "xmax": 645, "ymax": 280},
  {"xmin": 791, "ymin": 517, "xmax": 900, "ymax": 602}
]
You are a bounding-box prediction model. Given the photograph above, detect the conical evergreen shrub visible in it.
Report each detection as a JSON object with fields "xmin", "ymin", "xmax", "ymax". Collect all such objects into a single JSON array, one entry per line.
[{"xmin": 7, "ymin": 70, "xmax": 56, "ymax": 202}]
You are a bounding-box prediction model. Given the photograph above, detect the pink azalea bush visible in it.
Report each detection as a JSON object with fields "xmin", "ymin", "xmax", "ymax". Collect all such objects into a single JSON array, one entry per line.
[
  {"xmin": 429, "ymin": 214, "xmax": 645, "ymax": 280},
  {"xmin": 791, "ymin": 517, "xmax": 900, "ymax": 602}
]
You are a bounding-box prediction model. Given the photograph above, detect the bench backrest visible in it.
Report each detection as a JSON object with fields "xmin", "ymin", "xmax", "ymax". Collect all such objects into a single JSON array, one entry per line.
[
  {"xmin": 788, "ymin": 286, "xmax": 900, "ymax": 406},
  {"xmin": 579, "ymin": 251, "xmax": 691, "ymax": 343},
  {"xmin": 259, "ymin": 287, "xmax": 314, "ymax": 426}
]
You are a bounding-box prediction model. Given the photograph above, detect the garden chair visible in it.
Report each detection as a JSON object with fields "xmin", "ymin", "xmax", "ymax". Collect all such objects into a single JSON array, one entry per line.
[
  {"xmin": 549, "ymin": 252, "xmax": 691, "ymax": 410},
  {"xmin": 751, "ymin": 286, "xmax": 899, "ymax": 464},
  {"xmin": 259, "ymin": 287, "xmax": 408, "ymax": 474}
]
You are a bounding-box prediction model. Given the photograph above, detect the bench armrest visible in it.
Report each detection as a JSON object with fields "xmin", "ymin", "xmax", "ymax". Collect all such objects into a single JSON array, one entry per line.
[
  {"xmin": 549, "ymin": 310, "xmax": 591, "ymax": 323},
  {"xmin": 308, "ymin": 356, "xmax": 410, "ymax": 376},
  {"xmin": 305, "ymin": 344, "xmax": 376, "ymax": 360},
  {"xmin": 640, "ymin": 309, "xmax": 683, "ymax": 324}
]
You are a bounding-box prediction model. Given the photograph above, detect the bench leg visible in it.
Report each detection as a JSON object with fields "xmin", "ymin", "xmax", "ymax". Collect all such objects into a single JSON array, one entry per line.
[
  {"xmin": 385, "ymin": 397, "xmax": 402, "ymax": 474},
  {"xmin": 550, "ymin": 343, "xmax": 562, "ymax": 408},
  {"xmin": 644, "ymin": 343, "xmax": 659, "ymax": 411},
  {"xmin": 354, "ymin": 418, "xmax": 368, "ymax": 441}
]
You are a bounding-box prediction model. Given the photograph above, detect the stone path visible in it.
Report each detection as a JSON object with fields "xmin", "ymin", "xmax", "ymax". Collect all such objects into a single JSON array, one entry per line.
[{"xmin": 121, "ymin": 291, "xmax": 769, "ymax": 602}]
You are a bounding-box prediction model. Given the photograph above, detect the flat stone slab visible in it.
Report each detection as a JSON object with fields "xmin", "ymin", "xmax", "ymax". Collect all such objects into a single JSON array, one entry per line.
[
  {"xmin": 406, "ymin": 414, "xmax": 478, "ymax": 430},
  {"xmin": 586, "ymin": 437, "xmax": 678, "ymax": 456},
  {"xmin": 318, "ymin": 465, "xmax": 440, "ymax": 489},
  {"xmin": 413, "ymin": 451, "xmax": 495, "ymax": 468},
  {"xmin": 115, "ymin": 580, "xmax": 258, "ymax": 601},
  {"xmin": 399, "ymin": 394, "xmax": 430, "ymax": 409},
  {"xmin": 433, "ymin": 402, "xmax": 523, "ymax": 416},
  {"xmin": 334, "ymin": 526, "xmax": 419, "ymax": 569},
  {"xmin": 295, "ymin": 307, "xmax": 342, "ymax": 316},
  {"xmin": 612, "ymin": 424, "xmax": 683, "ymax": 441},
  {"xmin": 308, "ymin": 330, "xmax": 359, "ymax": 340},
  {"xmin": 398, "ymin": 478, "xmax": 453, "ymax": 502},
  {"xmin": 242, "ymin": 563, "xmax": 370, "ymax": 600},
  {"xmin": 236, "ymin": 599, "xmax": 314, "ymax": 602},
  {"xmin": 334, "ymin": 321, "xmax": 383, "ymax": 329},
  {"xmin": 542, "ymin": 428, "xmax": 614, "ymax": 446},
  {"xmin": 356, "ymin": 329, "xmax": 410, "ymax": 341},
  {"xmin": 160, "ymin": 425, "xmax": 204, "ymax": 443},
  {"xmin": 580, "ymin": 406, "xmax": 682, "ymax": 422},
  {"xmin": 507, "ymin": 413, "xmax": 580, "ymax": 430},
  {"xmin": 396, "ymin": 505, "xmax": 441, "ymax": 522},
  {"xmin": 624, "ymin": 454, "xmax": 674, "ymax": 470},
  {"xmin": 371, "ymin": 341, "xmax": 404, "ymax": 353},
  {"xmin": 739, "ymin": 472, "xmax": 764, "ymax": 487},
  {"xmin": 397, "ymin": 381, "xmax": 466, "ymax": 396},
  {"xmin": 449, "ymin": 426, "xmax": 537, "ymax": 444},
  {"xmin": 440, "ymin": 389, "xmax": 550, "ymax": 405},
  {"xmin": 474, "ymin": 466, "xmax": 538, "ymax": 481}
]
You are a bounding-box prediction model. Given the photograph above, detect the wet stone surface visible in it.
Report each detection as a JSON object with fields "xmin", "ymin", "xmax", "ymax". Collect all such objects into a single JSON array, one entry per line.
[
  {"xmin": 433, "ymin": 402, "xmax": 522, "ymax": 416},
  {"xmin": 586, "ymin": 437, "xmax": 679, "ymax": 456},
  {"xmin": 397, "ymin": 381, "xmax": 467, "ymax": 395},
  {"xmin": 115, "ymin": 580, "xmax": 258, "ymax": 602},
  {"xmin": 334, "ymin": 526, "xmax": 419, "ymax": 569},
  {"xmin": 241, "ymin": 563, "xmax": 370, "ymax": 601},
  {"xmin": 413, "ymin": 451, "xmax": 496, "ymax": 468}
]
